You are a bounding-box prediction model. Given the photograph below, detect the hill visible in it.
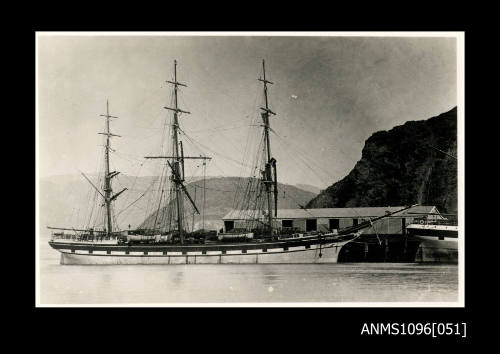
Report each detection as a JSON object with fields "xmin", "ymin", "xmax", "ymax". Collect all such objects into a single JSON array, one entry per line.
[
  {"xmin": 306, "ymin": 107, "xmax": 458, "ymax": 213},
  {"xmin": 295, "ymin": 183, "xmax": 322, "ymax": 195},
  {"xmin": 139, "ymin": 177, "xmax": 318, "ymax": 231}
]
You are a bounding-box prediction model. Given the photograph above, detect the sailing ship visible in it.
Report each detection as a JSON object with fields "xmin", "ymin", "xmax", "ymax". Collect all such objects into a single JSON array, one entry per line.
[{"xmin": 48, "ymin": 60, "xmax": 414, "ymax": 265}]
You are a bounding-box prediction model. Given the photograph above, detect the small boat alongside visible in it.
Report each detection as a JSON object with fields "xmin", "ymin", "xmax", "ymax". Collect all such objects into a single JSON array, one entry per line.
[{"xmin": 406, "ymin": 215, "xmax": 458, "ymax": 262}]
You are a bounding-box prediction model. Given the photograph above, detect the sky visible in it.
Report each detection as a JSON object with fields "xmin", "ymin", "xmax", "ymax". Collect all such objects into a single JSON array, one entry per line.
[{"xmin": 37, "ymin": 34, "xmax": 457, "ymax": 189}]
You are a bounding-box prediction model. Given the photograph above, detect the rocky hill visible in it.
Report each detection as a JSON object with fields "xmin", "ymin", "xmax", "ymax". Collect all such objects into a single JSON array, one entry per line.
[{"xmin": 306, "ymin": 107, "xmax": 457, "ymax": 213}]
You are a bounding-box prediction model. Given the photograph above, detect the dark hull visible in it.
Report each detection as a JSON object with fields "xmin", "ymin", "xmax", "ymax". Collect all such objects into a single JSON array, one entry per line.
[{"xmin": 407, "ymin": 228, "xmax": 458, "ymax": 239}]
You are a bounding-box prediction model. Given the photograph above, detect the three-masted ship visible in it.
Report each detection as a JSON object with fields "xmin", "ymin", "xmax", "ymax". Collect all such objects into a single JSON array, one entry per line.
[{"xmin": 48, "ymin": 60, "xmax": 414, "ymax": 265}]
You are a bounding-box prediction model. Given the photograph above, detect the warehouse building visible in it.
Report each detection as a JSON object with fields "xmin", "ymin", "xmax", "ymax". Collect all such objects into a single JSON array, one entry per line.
[{"xmin": 222, "ymin": 205, "xmax": 441, "ymax": 235}]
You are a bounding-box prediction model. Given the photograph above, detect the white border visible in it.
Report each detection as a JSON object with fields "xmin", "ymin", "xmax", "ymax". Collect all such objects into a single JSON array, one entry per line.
[
  {"xmin": 456, "ymin": 32, "xmax": 465, "ymax": 308},
  {"xmin": 35, "ymin": 33, "xmax": 41, "ymax": 307},
  {"xmin": 36, "ymin": 31, "xmax": 460, "ymax": 37},
  {"xmin": 39, "ymin": 302, "xmax": 463, "ymax": 308},
  {"xmin": 35, "ymin": 31, "xmax": 465, "ymax": 307}
]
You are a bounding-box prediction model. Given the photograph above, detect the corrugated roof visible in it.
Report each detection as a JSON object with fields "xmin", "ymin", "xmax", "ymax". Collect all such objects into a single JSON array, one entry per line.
[{"xmin": 222, "ymin": 205, "xmax": 437, "ymax": 220}]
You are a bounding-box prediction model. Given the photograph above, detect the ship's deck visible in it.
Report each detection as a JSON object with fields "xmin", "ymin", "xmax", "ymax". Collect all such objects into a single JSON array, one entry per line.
[{"xmin": 49, "ymin": 233, "xmax": 355, "ymax": 253}]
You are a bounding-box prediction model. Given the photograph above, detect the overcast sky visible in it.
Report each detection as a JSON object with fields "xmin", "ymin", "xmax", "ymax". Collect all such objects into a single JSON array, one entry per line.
[{"xmin": 37, "ymin": 34, "xmax": 457, "ymax": 188}]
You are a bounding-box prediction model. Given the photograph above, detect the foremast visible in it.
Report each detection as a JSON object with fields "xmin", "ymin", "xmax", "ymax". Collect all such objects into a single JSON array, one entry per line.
[
  {"xmin": 258, "ymin": 60, "xmax": 278, "ymax": 237},
  {"xmin": 99, "ymin": 100, "xmax": 127, "ymax": 236}
]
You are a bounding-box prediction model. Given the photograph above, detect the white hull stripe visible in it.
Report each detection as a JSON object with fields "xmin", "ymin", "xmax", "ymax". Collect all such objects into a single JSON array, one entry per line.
[{"xmin": 58, "ymin": 244, "xmax": 344, "ymax": 257}]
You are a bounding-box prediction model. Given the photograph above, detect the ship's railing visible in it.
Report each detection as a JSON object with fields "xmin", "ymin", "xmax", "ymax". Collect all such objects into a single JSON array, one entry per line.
[
  {"xmin": 50, "ymin": 231, "xmax": 120, "ymax": 242},
  {"xmin": 411, "ymin": 216, "xmax": 457, "ymax": 226}
]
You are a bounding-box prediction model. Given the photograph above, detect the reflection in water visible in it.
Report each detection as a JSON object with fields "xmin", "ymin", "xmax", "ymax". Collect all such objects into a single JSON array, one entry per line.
[
  {"xmin": 172, "ymin": 271, "xmax": 184, "ymax": 287},
  {"xmin": 261, "ymin": 274, "xmax": 281, "ymax": 286},
  {"xmin": 98, "ymin": 273, "xmax": 113, "ymax": 293},
  {"xmin": 39, "ymin": 242, "xmax": 458, "ymax": 305}
]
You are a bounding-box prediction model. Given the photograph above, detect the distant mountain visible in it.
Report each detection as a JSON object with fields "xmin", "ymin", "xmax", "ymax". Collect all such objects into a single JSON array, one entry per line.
[
  {"xmin": 139, "ymin": 177, "xmax": 317, "ymax": 231},
  {"xmin": 39, "ymin": 175, "xmax": 316, "ymax": 233},
  {"xmin": 295, "ymin": 184, "xmax": 321, "ymax": 195},
  {"xmin": 306, "ymin": 107, "xmax": 457, "ymax": 213}
]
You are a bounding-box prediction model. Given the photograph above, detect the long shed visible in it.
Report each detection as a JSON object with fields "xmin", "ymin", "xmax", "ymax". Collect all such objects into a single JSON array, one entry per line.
[{"xmin": 222, "ymin": 205, "xmax": 441, "ymax": 234}]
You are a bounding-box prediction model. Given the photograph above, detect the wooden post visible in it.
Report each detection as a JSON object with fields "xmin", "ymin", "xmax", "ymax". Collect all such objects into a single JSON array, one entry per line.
[
  {"xmin": 384, "ymin": 237, "xmax": 389, "ymax": 262},
  {"xmin": 202, "ymin": 160, "xmax": 206, "ymax": 230}
]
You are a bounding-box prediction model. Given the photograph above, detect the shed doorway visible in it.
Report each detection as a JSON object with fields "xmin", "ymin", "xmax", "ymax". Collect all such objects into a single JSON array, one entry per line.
[
  {"xmin": 329, "ymin": 218, "xmax": 340, "ymax": 230},
  {"xmin": 224, "ymin": 220, "xmax": 234, "ymax": 232},
  {"xmin": 306, "ymin": 219, "xmax": 317, "ymax": 232}
]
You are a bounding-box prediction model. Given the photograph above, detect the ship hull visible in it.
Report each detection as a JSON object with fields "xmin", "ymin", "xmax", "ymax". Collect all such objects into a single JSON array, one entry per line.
[
  {"xmin": 412, "ymin": 235, "xmax": 458, "ymax": 263},
  {"xmin": 51, "ymin": 238, "xmax": 351, "ymax": 265},
  {"xmin": 407, "ymin": 224, "xmax": 458, "ymax": 263}
]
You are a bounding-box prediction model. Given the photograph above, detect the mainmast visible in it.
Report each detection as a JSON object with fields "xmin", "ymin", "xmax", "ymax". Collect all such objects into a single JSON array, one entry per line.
[
  {"xmin": 145, "ymin": 60, "xmax": 211, "ymax": 244},
  {"xmin": 171, "ymin": 60, "xmax": 185, "ymax": 243},
  {"xmin": 99, "ymin": 100, "xmax": 126, "ymax": 236},
  {"xmin": 258, "ymin": 60, "xmax": 278, "ymax": 237}
]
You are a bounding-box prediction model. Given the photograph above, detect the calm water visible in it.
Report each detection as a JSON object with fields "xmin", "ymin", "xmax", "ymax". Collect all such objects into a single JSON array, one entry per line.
[{"xmin": 38, "ymin": 239, "xmax": 458, "ymax": 305}]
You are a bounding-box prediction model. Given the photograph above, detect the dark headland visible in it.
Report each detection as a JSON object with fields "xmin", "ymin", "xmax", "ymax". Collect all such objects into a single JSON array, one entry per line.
[{"xmin": 307, "ymin": 107, "xmax": 457, "ymax": 214}]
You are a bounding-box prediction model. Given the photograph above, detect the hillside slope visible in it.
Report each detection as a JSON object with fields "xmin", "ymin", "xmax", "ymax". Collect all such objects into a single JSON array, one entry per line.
[
  {"xmin": 306, "ymin": 107, "xmax": 457, "ymax": 213},
  {"xmin": 140, "ymin": 177, "xmax": 317, "ymax": 231}
]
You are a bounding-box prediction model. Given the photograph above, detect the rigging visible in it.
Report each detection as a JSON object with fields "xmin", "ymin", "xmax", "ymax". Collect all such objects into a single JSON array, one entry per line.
[{"xmin": 144, "ymin": 60, "xmax": 211, "ymax": 244}]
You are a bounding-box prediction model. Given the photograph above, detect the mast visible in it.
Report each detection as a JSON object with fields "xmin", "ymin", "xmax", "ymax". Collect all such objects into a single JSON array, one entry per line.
[
  {"xmin": 145, "ymin": 60, "xmax": 211, "ymax": 244},
  {"xmin": 172, "ymin": 60, "xmax": 185, "ymax": 243},
  {"xmin": 104, "ymin": 101, "xmax": 112, "ymax": 235},
  {"xmin": 258, "ymin": 60, "xmax": 277, "ymax": 237},
  {"xmin": 98, "ymin": 100, "xmax": 126, "ymax": 236}
]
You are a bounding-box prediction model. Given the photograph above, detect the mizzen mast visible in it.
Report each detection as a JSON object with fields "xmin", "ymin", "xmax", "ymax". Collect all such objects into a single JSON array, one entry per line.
[{"xmin": 258, "ymin": 60, "xmax": 278, "ymax": 237}]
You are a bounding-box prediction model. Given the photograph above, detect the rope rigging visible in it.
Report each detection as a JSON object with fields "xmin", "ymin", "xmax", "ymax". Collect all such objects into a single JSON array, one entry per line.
[{"xmin": 67, "ymin": 60, "xmax": 405, "ymax": 240}]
